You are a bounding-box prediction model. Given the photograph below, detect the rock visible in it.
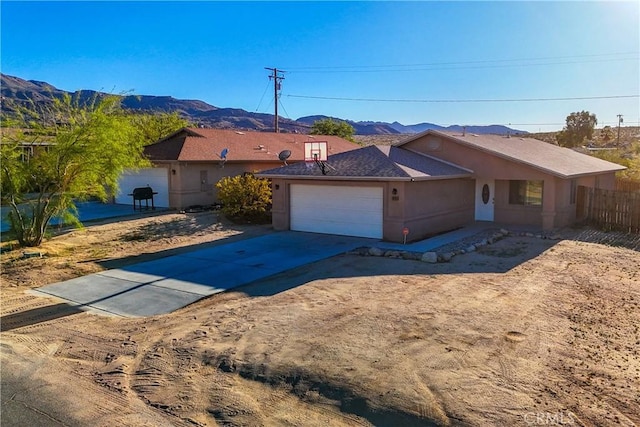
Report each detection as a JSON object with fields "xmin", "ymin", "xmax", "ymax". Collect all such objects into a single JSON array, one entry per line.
[
  {"xmin": 465, "ymin": 245, "xmax": 476, "ymax": 252},
  {"xmin": 441, "ymin": 252, "xmax": 454, "ymax": 262},
  {"xmin": 404, "ymin": 252, "xmax": 423, "ymax": 261},
  {"xmin": 525, "ymin": 232, "xmax": 534, "ymax": 237},
  {"xmin": 384, "ymin": 250, "xmax": 402, "ymax": 258},
  {"xmin": 535, "ymin": 234, "xmax": 542, "ymax": 239},
  {"xmin": 368, "ymin": 247, "xmax": 384, "ymax": 257},
  {"xmin": 500, "ymin": 228, "xmax": 509, "ymax": 235},
  {"xmin": 218, "ymin": 357, "xmax": 235, "ymax": 373},
  {"xmin": 349, "ymin": 247, "xmax": 369, "ymax": 256},
  {"xmin": 487, "ymin": 237, "xmax": 494, "ymax": 244},
  {"xmin": 549, "ymin": 234, "xmax": 562, "ymax": 240},
  {"xmin": 475, "ymin": 239, "xmax": 488, "ymax": 248},
  {"xmin": 421, "ymin": 252, "xmax": 438, "ymax": 263},
  {"xmin": 458, "ymin": 249, "xmax": 466, "ymax": 255}
]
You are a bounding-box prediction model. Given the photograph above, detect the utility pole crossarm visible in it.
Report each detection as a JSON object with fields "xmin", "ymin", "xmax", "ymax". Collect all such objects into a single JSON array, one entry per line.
[{"xmin": 265, "ymin": 67, "xmax": 286, "ymax": 133}]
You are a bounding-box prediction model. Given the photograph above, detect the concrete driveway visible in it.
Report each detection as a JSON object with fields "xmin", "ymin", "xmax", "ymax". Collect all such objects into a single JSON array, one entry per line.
[{"xmin": 31, "ymin": 232, "xmax": 374, "ymax": 317}]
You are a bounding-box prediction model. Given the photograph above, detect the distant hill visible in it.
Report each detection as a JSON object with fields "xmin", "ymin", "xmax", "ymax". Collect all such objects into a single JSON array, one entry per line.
[
  {"xmin": 296, "ymin": 115, "xmax": 400, "ymax": 135},
  {"xmin": 297, "ymin": 116, "xmax": 526, "ymax": 136},
  {"xmin": 1, "ymin": 74, "xmax": 309, "ymax": 133},
  {"xmin": 1, "ymin": 74, "xmax": 526, "ymax": 135}
]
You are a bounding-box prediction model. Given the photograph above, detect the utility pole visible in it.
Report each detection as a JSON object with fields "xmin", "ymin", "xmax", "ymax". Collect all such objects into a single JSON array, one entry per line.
[
  {"xmin": 265, "ymin": 67, "xmax": 285, "ymax": 133},
  {"xmin": 616, "ymin": 114, "xmax": 623, "ymax": 147}
]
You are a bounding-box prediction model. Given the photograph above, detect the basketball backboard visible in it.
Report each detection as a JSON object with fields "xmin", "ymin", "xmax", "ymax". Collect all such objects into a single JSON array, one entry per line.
[{"xmin": 304, "ymin": 141, "xmax": 328, "ymax": 162}]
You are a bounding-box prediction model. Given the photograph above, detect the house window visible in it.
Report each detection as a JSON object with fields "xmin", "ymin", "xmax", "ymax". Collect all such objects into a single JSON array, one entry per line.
[
  {"xmin": 509, "ymin": 180, "xmax": 543, "ymax": 206},
  {"xmin": 20, "ymin": 146, "xmax": 34, "ymax": 162},
  {"xmin": 569, "ymin": 179, "xmax": 577, "ymax": 205}
]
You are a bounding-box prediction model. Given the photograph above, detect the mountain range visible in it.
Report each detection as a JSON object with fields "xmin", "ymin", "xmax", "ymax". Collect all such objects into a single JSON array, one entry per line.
[{"xmin": 1, "ymin": 74, "xmax": 526, "ymax": 135}]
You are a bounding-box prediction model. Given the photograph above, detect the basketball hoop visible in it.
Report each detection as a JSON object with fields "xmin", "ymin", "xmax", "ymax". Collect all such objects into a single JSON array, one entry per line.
[
  {"xmin": 305, "ymin": 141, "xmax": 330, "ymax": 175},
  {"xmin": 304, "ymin": 141, "xmax": 328, "ymax": 162}
]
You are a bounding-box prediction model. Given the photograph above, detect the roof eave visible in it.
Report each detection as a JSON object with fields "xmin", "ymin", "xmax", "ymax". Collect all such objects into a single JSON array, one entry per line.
[
  {"xmin": 254, "ymin": 173, "xmax": 472, "ymax": 181},
  {"xmin": 394, "ymin": 129, "xmax": 437, "ymax": 147},
  {"xmin": 151, "ymin": 127, "xmax": 198, "ymax": 145},
  {"xmin": 402, "ymin": 147, "xmax": 475, "ymax": 173},
  {"xmin": 563, "ymin": 166, "xmax": 627, "ymax": 179}
]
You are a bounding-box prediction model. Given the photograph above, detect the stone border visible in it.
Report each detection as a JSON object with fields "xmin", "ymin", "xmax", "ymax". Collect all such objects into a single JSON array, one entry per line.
[{"xmin": 347, "ymin": 228, "xmax": 564, "ymax": 263}]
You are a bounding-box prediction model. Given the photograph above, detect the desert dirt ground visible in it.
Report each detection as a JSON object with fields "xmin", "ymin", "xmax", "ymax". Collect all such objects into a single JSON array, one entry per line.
[{"xmin": 1, "ymin": 211, "xmax": 639, "ymax": 426}]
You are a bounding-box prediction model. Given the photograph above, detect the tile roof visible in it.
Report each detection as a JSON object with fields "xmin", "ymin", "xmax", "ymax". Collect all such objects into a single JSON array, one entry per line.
[
  {"xmin": 144, "ymin": 128, "xmax": 359, "ymax": 162},
  {"xmin": 398, "ymin": 130, "xmax": 626, "ymax": 178},
  {"xmin": 256, "ymin": 145, "xmax": 472, "ymax": 181}
]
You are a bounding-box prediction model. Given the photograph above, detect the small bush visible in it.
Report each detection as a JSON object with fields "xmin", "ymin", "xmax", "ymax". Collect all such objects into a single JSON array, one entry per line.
[
  {"xmin": 591, "ymin": 142, "xmax": 640, "ymax": 182},
  {"xmin": 216, "ymin": 174, "xmax": 272, "ymax": 223}
]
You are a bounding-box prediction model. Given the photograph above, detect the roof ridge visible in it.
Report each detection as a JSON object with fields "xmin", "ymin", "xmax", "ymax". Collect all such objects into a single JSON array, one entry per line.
[{"xmin": 385, "ymin": 146, "xmax": 413, "ymax": 177}]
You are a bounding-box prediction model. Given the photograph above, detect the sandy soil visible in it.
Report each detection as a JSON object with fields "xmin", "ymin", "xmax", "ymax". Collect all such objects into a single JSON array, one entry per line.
[{"xmin": 1, "ymin": 212, "xmax": 639, "ymax": 426}]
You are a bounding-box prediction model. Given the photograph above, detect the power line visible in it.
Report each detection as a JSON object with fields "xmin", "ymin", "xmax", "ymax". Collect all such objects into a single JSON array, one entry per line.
[
  {"xmin": 278, "ymin": 98, "xmax": 291, "ymax": 120},
  {"xmin": 285, "ymin": 51, "xmax": 638, "ymax": 69},
  {"xmin": 517, "ymin": 121, "xmax": 639, "ymax": 126},
  {"xmin": 286, "ymin": 94, "xmax": 640, "ymax": 104},
  {"xmin": 288, "ymin": 58, "xmax": 639, "ymax": 74},
  {"xmin": 283, "ymin": 52, "xmax": 639, "ymax": 74},
  {"xmin": 468, "ymin": 120, "xmax": 640, "ymax": 127},
  {"xmin": 254, "ymin": 79, "xmax": 272, "ymax": 112}
]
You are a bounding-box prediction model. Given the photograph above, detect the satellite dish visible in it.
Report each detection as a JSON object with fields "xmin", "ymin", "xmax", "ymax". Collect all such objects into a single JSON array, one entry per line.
[
  {"xmin": 220, "ymin": 148, "xmax": 229, "ymax": 159},
  {"xmin": 278, "ymin": 150, "xmax": 291, "ymax": 165},
  {"xmin": 278, "ymin": 150, "xmax": 291, "ymax": 161}
]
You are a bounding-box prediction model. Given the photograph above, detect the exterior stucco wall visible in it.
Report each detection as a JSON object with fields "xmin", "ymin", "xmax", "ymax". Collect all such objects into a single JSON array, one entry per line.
[
  {"xmin": 270, "ymin": 178, "xmax": 289, "ymax": 231},
  {"xmin": 403, "ymin": 135, "xmax": 620, "ymax": 230},
  {"xmin": 494, "ymin": 180, "xmax": 543, "ymax": 227},
  {"xmin": 553, "ymin": 178, "xmax": 574, "ymax": 228},
  {"xmin": 396, "ymin": 179, "xmax": 474, "ymax": 242},
  {"xmin": 158, "ymin": 160, "xmax": 284, "ymax": 209},
  {"xmin": 404, "ymin": 135, "xmax": 550, "ymax": 180}
]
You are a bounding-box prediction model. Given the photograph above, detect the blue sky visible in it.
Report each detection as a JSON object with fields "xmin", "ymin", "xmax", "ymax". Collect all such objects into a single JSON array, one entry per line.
[{"xmin": 1, "ymin": 1, "xmax": 638, "ymax": 132}]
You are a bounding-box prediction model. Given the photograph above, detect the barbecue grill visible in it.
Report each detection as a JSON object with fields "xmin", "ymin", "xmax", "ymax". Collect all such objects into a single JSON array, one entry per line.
[{"xmin": 128, "ymin": 186, "xmax": 158, "ymax": 211}]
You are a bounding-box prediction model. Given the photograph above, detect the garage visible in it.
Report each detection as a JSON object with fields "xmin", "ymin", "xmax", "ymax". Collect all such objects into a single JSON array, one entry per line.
[
  {"xmin": 115, "ymin": 168, "xmax": 170, "ymax": 208},
  {"xmin": 290, "ymin": 184, "xmax": 383, "ymax": 239}
]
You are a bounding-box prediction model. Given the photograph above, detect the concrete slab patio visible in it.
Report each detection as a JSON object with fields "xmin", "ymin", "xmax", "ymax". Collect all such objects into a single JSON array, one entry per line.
[{"xmin": 31, "ymin": 224, "xmax": 497, "ymax": 318}]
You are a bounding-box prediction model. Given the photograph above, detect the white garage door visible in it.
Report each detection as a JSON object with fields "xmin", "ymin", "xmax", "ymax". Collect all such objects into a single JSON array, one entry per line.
[
  {"xmin": 115, "ymin": 168, "xmax": 170, "ymax": 208},
  {"xmin": 290, "ymin": 184, "xmax": 383, "ymax": 238}
]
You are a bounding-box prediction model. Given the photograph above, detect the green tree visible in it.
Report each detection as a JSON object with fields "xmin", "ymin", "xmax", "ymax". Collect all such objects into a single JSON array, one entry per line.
[
  {"xmin": 0, "ymin": 94, "xmax": 149, "ymax": 247},
  {"xmin": 310, "ymin": 118, "xmax": 355, "ymax": 141},
  {"xmin": 556, "ymin": 111, "xmax": 597, "ymax": 147},
  {"xmin": 131, "ymin": 111, "xmax": 190, "ymax": 145},
  {"xmin": 600, "ymin": 125, "xmax": 614, "ymax": 143},
  {"xmin": 590, "ymin": 142, "xmax": 640, "ymax": 182},
  {"xmin": 215, "ymin": 174, "xmax": 272, "ymax": 223}
]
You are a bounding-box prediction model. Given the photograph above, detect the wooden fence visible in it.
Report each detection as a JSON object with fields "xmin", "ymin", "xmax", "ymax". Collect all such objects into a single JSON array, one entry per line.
[
  {"xmin": 577, "ymin": 186, "xmax": 640, "ymax": 233},
  {"xmin": 616, "ymin": 178, "xmax": 640, "ymax": 193}
]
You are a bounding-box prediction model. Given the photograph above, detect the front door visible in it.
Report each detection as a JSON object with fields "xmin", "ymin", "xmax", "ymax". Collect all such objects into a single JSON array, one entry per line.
[{"xmin": 475, "ymin": 179, "xmax": 495, "ymax": 221}]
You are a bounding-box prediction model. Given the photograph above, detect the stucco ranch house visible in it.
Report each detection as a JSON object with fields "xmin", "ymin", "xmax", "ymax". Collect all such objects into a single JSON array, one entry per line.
[
  {"xmin": 115, "ymin": 128, "xmax": 359, "ymax": 209},
  {"xmin": 256, "ymin": 130, "xmax": 625, "ymax": 243}
]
